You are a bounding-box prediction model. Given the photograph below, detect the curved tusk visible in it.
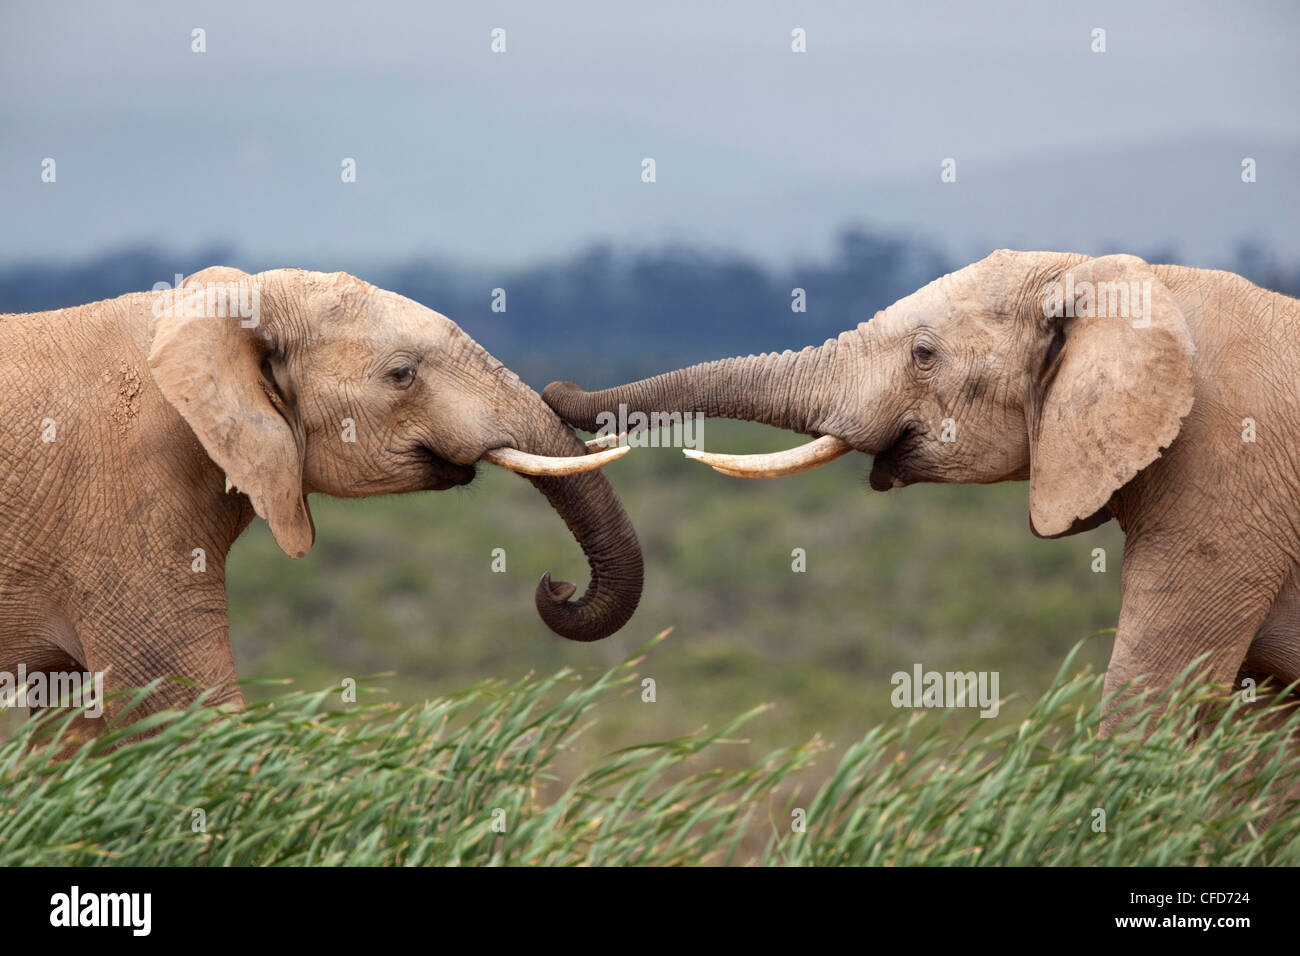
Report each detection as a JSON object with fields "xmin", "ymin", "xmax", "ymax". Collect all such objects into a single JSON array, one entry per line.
[
  {"xmin": 585, "ymin": 431, "xmax": 627, "ymax": 450},
  {"xmin": 682, "ymin": 434, "xmax": 854, "ymax": 478},
  {"xmin": 483, "ymin": 443, "xmax": 631, "ymax": 476}
]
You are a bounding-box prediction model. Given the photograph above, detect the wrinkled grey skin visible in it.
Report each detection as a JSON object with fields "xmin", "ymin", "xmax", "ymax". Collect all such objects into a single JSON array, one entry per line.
[
  {"xmin": 0, "ymin": 267, "xmax": 642, "ymax": 733},
  {"xmin": 546, "ymin": 251, "xmax": 1300, "ymax": 733}
]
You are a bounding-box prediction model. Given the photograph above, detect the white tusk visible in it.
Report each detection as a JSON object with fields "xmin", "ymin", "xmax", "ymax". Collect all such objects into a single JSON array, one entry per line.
[
  {"xmin": 483, "ymin": 443, "xmax": 631, "ymax": 476},
  {"xmin": 682, "ymin": 435, "xmax": 854, "ymax": 478},
  {"xmin": 585, "ymin": 431, "xmax": 627, "ymax": 450}
]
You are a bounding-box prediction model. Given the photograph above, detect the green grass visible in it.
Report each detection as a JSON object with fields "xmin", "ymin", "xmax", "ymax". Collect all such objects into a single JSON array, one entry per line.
[
  {"xmin": 5, "ymin": 420, "xmax": 1242, "ymax": 864},
  {"xmin": 225, "ymin": 420, "xmax": 1124, "ymax": 762},
  {"xmin": 4, "ymin": 641, "xmax": 1298, "ymax": 866}
]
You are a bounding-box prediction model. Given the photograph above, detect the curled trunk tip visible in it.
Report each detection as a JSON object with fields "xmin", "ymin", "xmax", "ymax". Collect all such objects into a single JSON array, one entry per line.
[{"xmin": 523, "ymin": 450, "xmax": 644, "ymax": 643}]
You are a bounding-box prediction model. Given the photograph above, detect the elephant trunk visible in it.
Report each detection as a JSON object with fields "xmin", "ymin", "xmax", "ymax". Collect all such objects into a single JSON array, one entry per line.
[
  {"xmin": 517, "ymin": 411, "xmax": 644, "ymax": 642},
  {"xmin": 543, "ymin": 338, "xmax": 850, "ymax": 439}
]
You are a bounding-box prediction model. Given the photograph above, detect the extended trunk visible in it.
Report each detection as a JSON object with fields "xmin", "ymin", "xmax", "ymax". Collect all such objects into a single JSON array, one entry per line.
[{"xmin": 543, "ymin": 339, "xmax": 849, "ymax": 439}]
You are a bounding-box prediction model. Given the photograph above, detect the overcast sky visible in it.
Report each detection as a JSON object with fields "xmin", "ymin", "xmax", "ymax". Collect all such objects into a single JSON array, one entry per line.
[{"xmin": 1, "ymin": 0, "xmax": 1296, "ymax": 268}]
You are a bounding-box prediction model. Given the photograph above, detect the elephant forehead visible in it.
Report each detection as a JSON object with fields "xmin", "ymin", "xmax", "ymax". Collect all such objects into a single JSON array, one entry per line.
[
  {"xmin": 317, "ymin": 285, "xmax": 457, "ymax": 344},
  {"xmin": 357, "ymin": 290, "xmax": 444, "ymax": 333},
  {"xmin": 256, "ymin": 269, "xmax": 473, "ymax": 358},
  {"xmin": 941, "ymin": 260, "xmax": 1023, "ymax": 315},
  {"xmin": 879, "ymin": 279, "xmax": 965, "ymax": 330},
  {"xmin": 880, "ymin": 262, "xmax": 1024, "ymax": 331}
]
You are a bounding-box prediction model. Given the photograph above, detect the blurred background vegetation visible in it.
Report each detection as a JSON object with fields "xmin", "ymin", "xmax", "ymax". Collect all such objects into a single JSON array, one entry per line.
[
  {"xmin": 225, "ymin": 418, "xmax": 1124, "ymax": 768},
  {"xmin": 4, "ymin": 228, "xmax": 1296, "ymax": 775}
]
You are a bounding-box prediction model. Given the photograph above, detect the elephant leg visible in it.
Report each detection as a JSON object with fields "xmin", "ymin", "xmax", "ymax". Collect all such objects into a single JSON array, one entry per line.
[
  {"xmin": 1102, "ymin": 532, "xmax": 1289, "ymax": 738},
  {"xmin": 22, "ymin": 647, "xmax": 108, "ymax": 755},
  {"xmin": 1241, "ymin": 564, "xmax": 1300, "ymax": 690},
  {"xmin": 1235, "ymin": 563, "xmax": 1300, "ymax": 753},
  {"xmin": 75, "ymin": 583, "xmax": 245, "ymax": 733},
  {"xmin": 0, "ymin": 628, "xmax": 105, "ymax": 753},
  {"xmin": 1224, "ymin": 568, "xmax": 1300, "ymax": 825}
]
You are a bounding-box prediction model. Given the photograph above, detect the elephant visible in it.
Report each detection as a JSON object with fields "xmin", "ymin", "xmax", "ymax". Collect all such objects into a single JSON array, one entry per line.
[
  {"xmin": 0, "ymin": 266, "xmax": 642, "ymax": 733},
  {"xmin": 544, "ymin": 250, "xmax": 1300, "ymax": 733}
]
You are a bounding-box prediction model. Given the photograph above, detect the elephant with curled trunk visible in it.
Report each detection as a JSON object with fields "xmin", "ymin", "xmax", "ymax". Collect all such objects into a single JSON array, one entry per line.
[
  {"xmin": 0, "ymin": 266, "xmax": 642, "ymax": 731},
  {"xmin": 546, "ymin": 250, "xmax": 1300, "ymax": 733}
]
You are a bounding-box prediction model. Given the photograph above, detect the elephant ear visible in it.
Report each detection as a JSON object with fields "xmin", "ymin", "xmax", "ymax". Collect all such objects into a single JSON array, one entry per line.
[
  {"xmin": 1028, "ymin": 254, "xmax": 1195, "ymax": 537},
  {"xmin": 147, "ymin": 266, "xmax": 315, "ymax": 558}
]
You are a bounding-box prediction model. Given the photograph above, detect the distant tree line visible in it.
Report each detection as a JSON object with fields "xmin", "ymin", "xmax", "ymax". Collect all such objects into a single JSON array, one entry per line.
[{"xmin": 2, "ymin": 230, "xmax": 1296, "ymax": 386}]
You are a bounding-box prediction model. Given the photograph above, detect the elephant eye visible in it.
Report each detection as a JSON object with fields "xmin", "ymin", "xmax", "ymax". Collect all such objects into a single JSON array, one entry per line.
[
  {"xmin": 912, "ymin": 340, "xmax": 938, "ymax": 368},
  {"xmin": 386, "ymin": 364, "xmax": 417, "ymax": 388}
]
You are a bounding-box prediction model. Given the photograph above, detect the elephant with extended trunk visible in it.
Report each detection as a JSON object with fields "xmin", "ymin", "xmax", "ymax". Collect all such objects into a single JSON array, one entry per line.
[
  {"xmin": 0, "ymin": 266, "xmax": 642, "ymax": 731},
  {"xmin": 546, "ymin": 250, "xmax": 1300, "ymax": 733}
]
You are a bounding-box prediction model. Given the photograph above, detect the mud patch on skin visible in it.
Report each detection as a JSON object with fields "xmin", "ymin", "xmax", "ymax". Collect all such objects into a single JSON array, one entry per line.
[{"xmin": 106, "ymin": 363, "xmax": 143, "ymax": 434}]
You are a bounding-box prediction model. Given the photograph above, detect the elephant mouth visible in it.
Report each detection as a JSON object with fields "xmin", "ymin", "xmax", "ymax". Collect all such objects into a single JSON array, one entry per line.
[
  {"xmin": 868, "ymin": 426, "xmax": 921, "ymax": 491},
  {"xmin": 417, "ymin": 439, "xmax": 632, "ymax": 491},
  {"xmin": 416, "ymin": 447, "xmax": 478, "ymax": 490}
]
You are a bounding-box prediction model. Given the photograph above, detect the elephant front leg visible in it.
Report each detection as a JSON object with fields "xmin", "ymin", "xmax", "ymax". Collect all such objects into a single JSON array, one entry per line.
[
  {"xmin": 1241, "ymin": 563, "xmax": 1300, "ymax": 691},
  {"xmin": 1102, "ymin": 533, "xmax": 1289, "ymax": 738},
  {"xmin": 0, "ymin": 641, "xmax": 107, "ymax": 754},
  {"xmin": 77, "ymin": 585, "xmax": 245, "ymax": 733}
]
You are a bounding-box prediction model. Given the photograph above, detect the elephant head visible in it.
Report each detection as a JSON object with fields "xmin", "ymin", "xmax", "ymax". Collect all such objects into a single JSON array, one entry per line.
[
  {"xmin": 147, "ymin": 266, "xmax": 642, "ymax": 642},
  {"xmin": 544, "ymin": 251, "xmax": 1196, "ymax": 537}
]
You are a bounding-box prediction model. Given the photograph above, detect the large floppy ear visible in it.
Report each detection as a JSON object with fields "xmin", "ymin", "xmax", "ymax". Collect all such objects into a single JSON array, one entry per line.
[
  {"xmin": 1028, "ymin": 254, "xmax": 1195, "ymax": 537},
  {"xmin": 147, "ymin": 266, "xmax": 315, "ymax": 558}
]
